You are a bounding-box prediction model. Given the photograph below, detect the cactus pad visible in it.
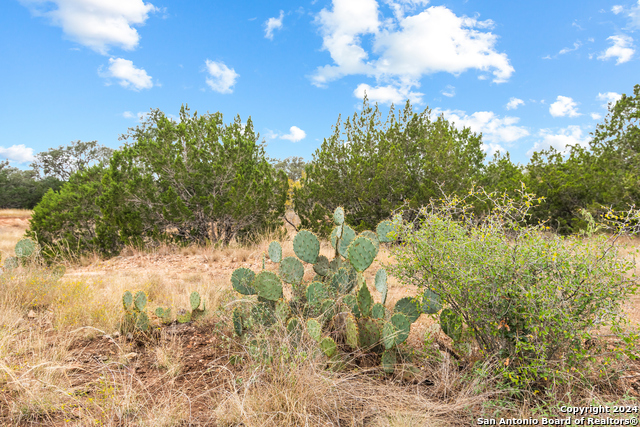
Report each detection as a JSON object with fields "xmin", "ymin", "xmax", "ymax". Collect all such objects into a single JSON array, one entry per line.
[
  {"xmin": 345, "ymin": 314, "xmax": 359, "ymax": 348},
  {"xmin": 275, "ymin": 298, "xmax": 291, "ymax": 322},
  {"xmin": 177, "ymin": 308, "xmax": 191, "ymax": 323},
  {"xmin": 440, "ymin": 308, "xmax": 463, "ymax": 342},
  {"xmin": 231, "ymin": 268, "xmax": 256, "ymax": 295},
  {"xmin": 134, "ymin": 291, "xmax": 147, "ymax": 311},
  {"xmin": 4, "ymin": 256, "xmax": 19, "ymax": 270},
  {"xmin": 254, "ymin": 271, "xmax": 284, "ymax": 301},
  {"xmin": 343, "ymin": 294, "xmax": 360, "ymax": 318},
  {"xmin": 361, "ymin": 230, "xmax": 380, "ymax": 252},
  {"xmin": 190, "ymin": 291, "xmax": 201, "ymax": 310},
  {"xmin": 135, "ymin": 312, "xmax": 150, "ymax": 331},
  {"xmin": 333, "ymin": 206, "xmax": 345, "ymax": 225},
  {"xmin": 307, "ymin": 318, "xmax": 322, "ymax": 342},
  {"xmin": 279, "ymin": 256, "xmax": 304, "ymax": 285},
  {"xmin": 358, "ymin": 317, "xmax": 381, "ymax": 348},
  {"xmin": 287, "ymin": 317, "xmax": 300, "ymax": 334},
  {"xmin": 376, "ymin": 220, "xmax": 395, "ymax": 243},
  {"xmin": 382, "ymin": 321, "xmax": 396, "ymax": 349},
  {"xmin": 268, "ymin": 241, "xmax": 282, "ymax": 263},
  {"xmin": 356, "ymin": 282, "xmax": 373, "ymax": 317},
  {"xmin": 293, "ymin": 230, "xmax": 320, "ymax": 264},
  {"xmin": 394, "ymin": 297, "xmax": 420, "ymax": 323},
  {"xmin": 331, "ymin": 224, "xmax": 356, "ymax": 258},
  {"xmin": 372, "ymin": 303, "xmax": 385, "ymax": 319},
  {"xmin": 15, "ymin": 239, "xmax": 37, "ymax": 258},
  {"xmin": 320, "ymin": 336, "xmax": 337, "ymax": 358},
  {"xmin": 251, "ymin": 302, "xmax": 276, "ymax": 326},
  {"xmin": 381, "ymin": 349, "xmax": 396, "ymax": 374},
  {"xmin": 347, "ymin": 236, "xmax": 377, "ymax": 272},
  {"xmin": 390, "ymin": 313, "xmax": 411, "ymax": 345},
  {"xmin": 122, "ymin": 291, "xmax": 133, "ymax": 310},
  {"xmin": 313, "ymin": 255, "xmax": 329, "ymax": 276},
  {"xmin": 233, "ymin": 308, "xmax": 243, "ymax": 337},
  {"xmin": 306, "ymin": 281, "xmax": 328, "ymax": 306},
  {"xmin": 374, "ymin": 268, "xmax": 388, "ymax": 304},
  {"xmin": 421, "ymin": 289, "xmax": 442, "ymax": 315}
]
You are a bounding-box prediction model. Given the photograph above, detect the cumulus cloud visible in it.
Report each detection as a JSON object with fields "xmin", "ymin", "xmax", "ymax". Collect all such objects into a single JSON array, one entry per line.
[
  {"xmin": 598, "ymin": 35, "xmax": 634, "ymax": 64},
  {"xmin": 506, "ymin": 97, "xmax": 524, "ymax": 110},
  {"xmin": 265, "ymin": 10, "xmax": 284, "ymax": 40},
  {"xmin": 0, "ymin": 145, "xmax": 36, "ymax": 163},
  {"xmin": 590, "ymin": 112, "xmax": 602, "ymax": 120},
  {"xmin": 597, "ymin": 91, "xmax": 622, "ymax": 108},
  {"xmin": 527, "ymin": 126, "xmax": 590, "ymax": 155},
  {"xmin": 354, "ymin": 83, "xmax": 424, "ymax": 105},
  {"xmin": 122, "ymin": 111, "xmax": 135, "ymax": 118},
  {"xmin": 313, "ymin": 0, "xmax": 514, "ymax": 100},
  {"xmin": 100, "ymin": 57, "xmax": 153, "ymax": 90},
  {"xmin": 20, "ymin": 0, "xmax": 157, "ymax": 54},
  {"xmin": 612, "ymin": 5, "xmax": 624, "ymax": 14},
  {"xmin": 280, "ymin": 126, "xmax": 307, "ymax": 142},
  {"xmin": 432, "ymin": 108, "xmax": 529, "ymax": 154},
  {"xmin": 549, "ymin": 96, "xmax": 581, "ymax": 118},
  {"xmin": 204, "ymin": 60, "xmax": 239, "ymax": 94}
]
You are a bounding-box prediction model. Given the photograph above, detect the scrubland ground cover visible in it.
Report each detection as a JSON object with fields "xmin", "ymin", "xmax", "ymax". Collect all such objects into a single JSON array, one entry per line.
[{"xmin": 1, "ymin": 200, "xmax": 639, "ymax": 427}]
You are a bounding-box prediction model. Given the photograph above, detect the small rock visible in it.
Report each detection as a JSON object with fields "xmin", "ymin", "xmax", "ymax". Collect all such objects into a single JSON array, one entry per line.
[
  {"xmin": 112, "ymin": 331, "xmax": 120, "ymax": 338},
  {"xmin": 102, "ymin": 334, "xmax": 112, "ymax": 340},
  {"xmin": 124, "ymin": 352, "xmax": 138, "ymax": 360},
  {"xmin": 232, "ymin": 257, "xmax": 238, "ymax": 262},
  {"xmin": 27, "ymin": 310, "xmax": 36, "ymax": 319}
]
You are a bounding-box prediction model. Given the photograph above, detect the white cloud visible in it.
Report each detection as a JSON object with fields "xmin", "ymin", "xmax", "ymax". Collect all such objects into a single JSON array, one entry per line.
[
  {"xmin": 0, "ymin": 145, "xmax": 36, "ymax": 163},
  {"xmin": 265, "ymin": 10, "xmax": 284, "ymax": 40},
  {"xmin": 432, "ymin": 108, "xmax": 529, "ymax": 151},
  {"xmin": 354, "ymin": 83, "xmax": 424, "ymax": 104},
  {"xmin": 597, "ymin": 91, "xmax": 622, "ymax": 108},
  {"xmin": 612, "ymin": 5, "xmax": 624, "ymax": 14},
  {"xmin": 312, "ymin": 1, "xmax": 513, "ymax": 99},
  {"xmin": 280, "ymin": 126, "xmax": 307, "ymax": 142},
  {"xmin": 204, "ymin": 60, "xmax": 239, "ymax": 94},
  {"xmin": 100, "ymin": 57, "xmax": 153, "ymax": 90},
  {"xmin": 527, "ymin": 126, "xmax": 590, "ymax": 155},
  {"xmin": 590, "ymin": 112, "xmax": 602, "ymax": 120},
  {"xmin": 20, "ymin": 0, "xmax": 157, "ymax": 55},
  {"xmin": 441, "ymin": 85, "xmax": 455, "ymax": 97},
  {"xmin": 559, "ymin": 41, "xmax": 581, "ymax": 55},
  {"xmin": 549, "ymin": 96, "xmax": 581, "ymax": 118},
  {"xmin": 506, "ymin": 97, "xmax": 524, "ymax": 110},
  {"xmin": 598, "ymin": 35, "xmax": 634, "ymax": 64},
  {"xmin": 122, "ymin": 111, "xmax": 135, "ymax": 118}
]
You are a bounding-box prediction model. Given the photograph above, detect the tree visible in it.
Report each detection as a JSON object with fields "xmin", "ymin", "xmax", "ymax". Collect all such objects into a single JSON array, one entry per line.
[
  {"xmin": 30, "ymin": 140, "xmax": 114, "ymax": 181},
  {"xmin": 0, "ymin": 160, "xmax": 62, "ymax": 209},
  {"xmin": 99, "ymin": 106, "xmax": 288, "ymax": 247},
  {"xmin": 292, "ymin": 97, "xmax": 486, "ymax": 236},
  {"xmin": 271, "ymin": 156, "xmax": 308, "ymax": 181}
]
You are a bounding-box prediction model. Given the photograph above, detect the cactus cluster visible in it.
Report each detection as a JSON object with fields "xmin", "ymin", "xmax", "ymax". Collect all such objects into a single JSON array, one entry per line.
[
  {"xmin": 1, "ymin": 238, "xmax": 65, "ymax": 278},
  {"xmin": 3, "ymin": 238, "xmax": 38, "ymax": 271},
  {"xmin": 121, "ymin": 290, "xmax": 150, "ymax": 333},
  {"xmin": 230, "ymin": 206, "xmax": 441, "ymax": 374}
]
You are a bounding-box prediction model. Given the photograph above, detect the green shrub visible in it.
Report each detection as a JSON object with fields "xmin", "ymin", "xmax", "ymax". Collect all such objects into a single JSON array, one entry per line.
[
  {"xmin": 292, "ymin": 97, "xmax": 485, "ymax": 237},
  {"xmin": 390, "ymin": 187, "xmax": 639, "ymax": 388}
]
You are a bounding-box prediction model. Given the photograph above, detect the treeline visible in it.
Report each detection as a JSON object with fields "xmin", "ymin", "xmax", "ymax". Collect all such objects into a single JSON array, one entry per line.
[{"xmin": 17, "ymin": 84, "xmax": 640, "ymax": 256}]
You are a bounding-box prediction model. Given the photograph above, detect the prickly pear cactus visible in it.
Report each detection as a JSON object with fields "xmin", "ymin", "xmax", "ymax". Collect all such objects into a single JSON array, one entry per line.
[
  {"xmin": 15, "ymin": 239, "xmax": 37, "ymax": 258},
  {"xmin": 228, "ymin": 206, "xmax": 428, "ymax": 374},
  {"xmin": 121, "ymin": 290, "xmax": 151, "ymax": 334},
  {"xmin": 4, "ymin": 256, "xmax": 19, "ymax": 271}
]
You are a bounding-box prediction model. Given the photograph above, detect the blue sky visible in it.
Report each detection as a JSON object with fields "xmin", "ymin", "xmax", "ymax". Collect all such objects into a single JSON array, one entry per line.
[{"xmin": 1, "ymin": 0, "xmax": 639, "ymax": 169}]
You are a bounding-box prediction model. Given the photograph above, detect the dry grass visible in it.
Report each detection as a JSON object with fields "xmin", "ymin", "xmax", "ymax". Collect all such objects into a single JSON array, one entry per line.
[{"xmin": 1, "ymin": 209, "xmax": 639, "ymax": 425}]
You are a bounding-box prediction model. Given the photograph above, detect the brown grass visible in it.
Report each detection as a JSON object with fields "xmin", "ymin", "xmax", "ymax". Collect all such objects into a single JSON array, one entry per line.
[{"xmin": 1, "ymin": 209, "xmax": 639, "ymax": 425}]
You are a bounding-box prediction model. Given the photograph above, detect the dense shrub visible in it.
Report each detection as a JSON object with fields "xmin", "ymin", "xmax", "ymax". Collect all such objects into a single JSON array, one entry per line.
[
  {"xmin": 293, "ymin": 97, "xmax": 485, "ymax": 237},
  {"xmin": 390, "ymin": 188, "xmax": 639, "ymax": 388}
]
